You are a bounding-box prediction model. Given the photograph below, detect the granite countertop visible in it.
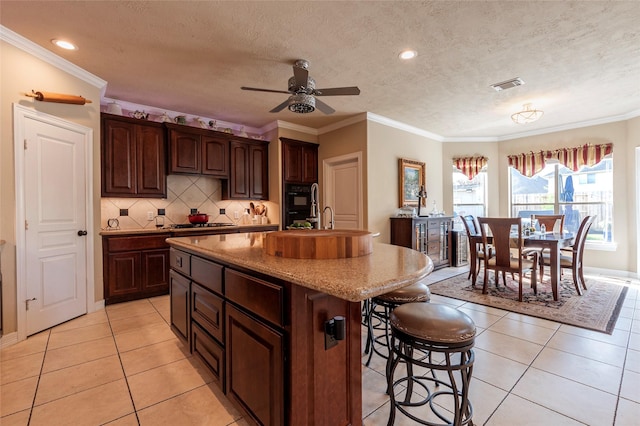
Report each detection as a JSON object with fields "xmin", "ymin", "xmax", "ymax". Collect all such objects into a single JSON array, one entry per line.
[
  {"xmin": 99, "ymin": 223, "xmax": 277, "ymax": 236},
  {"xmin": 166, "ymin": 232, "xmax": 433, "ymax": 302}
]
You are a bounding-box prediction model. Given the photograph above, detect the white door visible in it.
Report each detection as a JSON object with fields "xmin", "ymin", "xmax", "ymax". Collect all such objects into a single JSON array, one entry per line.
[
  {"xmin": 15, "ymin": 105, "xmax": 90, "ymax": 336},
  {"xmin": 324, "ymin": 152, "xmax": 363, "ymax": 229}
]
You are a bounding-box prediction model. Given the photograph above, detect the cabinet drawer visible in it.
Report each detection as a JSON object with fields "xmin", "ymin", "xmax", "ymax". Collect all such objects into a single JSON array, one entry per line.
[
  {"xmin": 170, "ymin": 248, "xmax": 191, "ymax": 276},
  {"xmin": 191, "ymin": 282, "xmax": 224, "ymax": 344},
  {"xmin": 427, "ymin": 241, "xmax": 441, "ymax": 255},
  {"xmin": 427, "ymin": 220, "xmax": 442, "ymax": 228},
  {"xmin": 225, "ymin": 269, "xmax": 284, "ymax": 328},
  {"xmin": 427, "ymin": 228, "xmax": 440, "ymax": 240},
  {"xmin": 191, "ymin": 256, "xmax": 223, "ymax": 295},
  {"xmin": 106, "ymin": 234, "xmax": 170, "ymax": 252},
  {"xmin": 191, "ymin": 322, "xmax": 225, "ymax": 391}
]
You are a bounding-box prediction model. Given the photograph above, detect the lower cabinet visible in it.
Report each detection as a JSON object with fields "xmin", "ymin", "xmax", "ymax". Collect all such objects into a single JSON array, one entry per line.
[
  {"xmin": 103, "ymin": 234, "xmax": 170, "ymax": 304},
  {"xmin": 225, "ymin": 303, "xmax": 284, "ymax": 426},
  {"xmin": 390, "ymin": 216, "xmax": 452, "ymax": 269},
  {"xmin": 168, "ymin": 247, "xmax": 361, "ymax": 426},
  {"xmin": 169, "ymin": 270, "xmax": 189, "ymax": 341}
]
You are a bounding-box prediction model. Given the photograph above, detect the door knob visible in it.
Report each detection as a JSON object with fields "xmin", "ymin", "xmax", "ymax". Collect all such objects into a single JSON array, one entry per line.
[{"xmin": 77, "ymin": 230, "xmax": 88, "ymax": 236}]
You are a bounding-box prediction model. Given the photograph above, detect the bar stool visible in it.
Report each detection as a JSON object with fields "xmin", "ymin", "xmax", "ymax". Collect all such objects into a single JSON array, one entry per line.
[
  {"xmin": 363, "ymin": 281, "xmax": 431, "ymax": 366},
  {"xmin": 387, "ymin": 303, "xmax": 476, "ymax": 426}
]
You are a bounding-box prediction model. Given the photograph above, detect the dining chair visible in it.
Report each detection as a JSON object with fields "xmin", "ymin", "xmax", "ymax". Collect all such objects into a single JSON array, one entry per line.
[
  {"xmin": 540, "ymin": 215, "xmax": 595, "ymax": 295},
  {"xmin": 461, "ymin": 215, "xmax": 484, "ymax": 286},
  {"xmin": 477, "ymin": 217, "xmax": 539, "ymax": 302},
  {"xmin": 532, "ymin": 214, "xmax": 565, "ymax": 277},
  {"xmin": 532, "ymin": 214, "xmax": 565, "ymax": 234}
]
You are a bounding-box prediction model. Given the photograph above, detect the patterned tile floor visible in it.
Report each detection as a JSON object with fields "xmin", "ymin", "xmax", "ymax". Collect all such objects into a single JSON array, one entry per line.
[{"xmin": 1, "ymin": 266, "xmax": 639, "ymax": 425}]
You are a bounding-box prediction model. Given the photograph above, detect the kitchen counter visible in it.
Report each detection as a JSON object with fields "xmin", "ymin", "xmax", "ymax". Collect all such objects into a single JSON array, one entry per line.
[
  {"xmin": 99, "ymin": 223, "xmax": 278, "ymax": 236},
  {"xmin": 166, "ymin": 231, "xmax": 433, "ymax": 302}
]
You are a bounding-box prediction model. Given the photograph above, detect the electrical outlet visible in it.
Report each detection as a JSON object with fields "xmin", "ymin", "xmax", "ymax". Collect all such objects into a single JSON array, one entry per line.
[
  {"xmin": 234, "ymin": 211, "xmax": 240, "ymax": 220},
  {"xmin": 157, "ymin": 208, "xmax": 165, "ymax": 216},
  {"xmin": 119, "ymin": 208, "xmax": 128, "ymax": 216},
  {"xmin": 190, "ymin": 208, "xmax": 198, "ymax": 214},
  {"xmin": 147, "ymin": 211, "xmax": 154, "ymax": 221},
  {"xmin": 219, "ymin": 208, "xmax": 226, "ymax": 215}
]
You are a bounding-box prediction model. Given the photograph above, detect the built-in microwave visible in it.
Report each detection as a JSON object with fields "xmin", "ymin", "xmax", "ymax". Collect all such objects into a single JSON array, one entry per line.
[{"xmin": 283, "ymin": 183, "xmax": 313, "ymax": 226}]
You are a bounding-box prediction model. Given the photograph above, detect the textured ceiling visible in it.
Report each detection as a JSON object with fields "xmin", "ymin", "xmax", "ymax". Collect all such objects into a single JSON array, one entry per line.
[{"xmin": 2, "ymin": 1, "xmax": 639, "ymax": 139}]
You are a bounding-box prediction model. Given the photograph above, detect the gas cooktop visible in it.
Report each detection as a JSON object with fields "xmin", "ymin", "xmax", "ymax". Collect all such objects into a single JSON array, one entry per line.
[{"xmin": 170, "ymin": 223, "xmax": 236, "ymax": 229}]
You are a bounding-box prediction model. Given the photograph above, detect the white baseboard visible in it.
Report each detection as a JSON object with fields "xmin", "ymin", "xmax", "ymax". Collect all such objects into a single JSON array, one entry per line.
[
  {"xmin": 584, "ymin": 267, "xmax": 639, "ymax": 280},
  {"xmin": 0, "ymin": 332, "xmax": 18, "ymax": 349},
  {"xmin": 94, "ymin": 299, "xmax": 105, "ymax": 312}
]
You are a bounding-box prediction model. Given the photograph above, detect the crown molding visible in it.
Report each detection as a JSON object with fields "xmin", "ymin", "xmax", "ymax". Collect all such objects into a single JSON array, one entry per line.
[
  {"xmin": 1, "ymin": 25, "xmax": 107, "ymax": 90},
  {"xmin": 272, "ymin": 120, "xmax": 318, "ymax": 135},
  {"xmin": 365, "ymin": 112, "xmax": 445, "ymax": 141}
]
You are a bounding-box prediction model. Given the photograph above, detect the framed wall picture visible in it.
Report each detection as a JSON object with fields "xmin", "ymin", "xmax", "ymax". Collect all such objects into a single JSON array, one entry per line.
[{"xmin": 399, "ymin": 158, "xmax": 426, "ymax": 207}]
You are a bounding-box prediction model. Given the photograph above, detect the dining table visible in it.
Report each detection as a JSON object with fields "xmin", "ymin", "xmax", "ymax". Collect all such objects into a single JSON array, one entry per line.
[{"xmin": 468, "ymin": 231, "xmax": 575, "ymax": 301}]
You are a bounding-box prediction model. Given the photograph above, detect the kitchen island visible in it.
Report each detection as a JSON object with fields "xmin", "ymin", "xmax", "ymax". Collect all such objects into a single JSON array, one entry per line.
[{"xmin": 166, "ymin": 231, "xmax": 432, "ymax": 426}]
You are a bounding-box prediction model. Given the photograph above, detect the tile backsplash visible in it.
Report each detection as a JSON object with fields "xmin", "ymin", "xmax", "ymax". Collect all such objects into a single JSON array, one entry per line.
[{"xmin": 100, "ymin": 175, "xmax": 277, "ymax": 230}]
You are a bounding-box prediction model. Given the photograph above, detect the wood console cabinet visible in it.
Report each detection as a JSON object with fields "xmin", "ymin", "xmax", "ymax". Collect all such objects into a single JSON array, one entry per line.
[
  {"xmin": 223, "ymin": 139, "xmax": 269, "ymax": 200},
  {"xmin": 281, "ymin": 138, "xmax": 318, "ymax": 184},
  {"xmin": 101, "ymin": 113, "xmax": 166, "ymax": 198},
  {"xmin": 102, "ymin": 233, "xmax": 171, "ymax": 305},
  {"xmin": 390, "ymin": 216, "xmax": 452, "ymax": 269},
  {"xmin": 166, "ymin": 123, "xmax": 229, "ymax": 177}
]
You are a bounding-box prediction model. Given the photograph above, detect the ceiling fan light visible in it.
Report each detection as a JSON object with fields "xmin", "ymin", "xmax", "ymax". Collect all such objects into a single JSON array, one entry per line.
[
  {"xmin": 511, "ymin": 103, "xmax": 544, "ymax": 124},
  {"xmin": 288, "ymin": 94, "xmax": 315, "ymax": 113}
]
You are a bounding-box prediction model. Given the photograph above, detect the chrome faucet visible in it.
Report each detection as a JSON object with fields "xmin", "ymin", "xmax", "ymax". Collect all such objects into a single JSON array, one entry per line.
[
  {"xmin": 307, "ymin": 183, "xmax": 320, "ymax": 229},
  {"xmin": 323, "ymin": 206, "xmax": 335, "ymax": 229}
]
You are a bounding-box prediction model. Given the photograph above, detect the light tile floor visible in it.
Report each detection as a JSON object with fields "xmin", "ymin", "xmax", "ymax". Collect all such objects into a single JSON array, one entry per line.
[{"xmin": 1, "ymin": 267, "xmax": 639, "ymax": 425}]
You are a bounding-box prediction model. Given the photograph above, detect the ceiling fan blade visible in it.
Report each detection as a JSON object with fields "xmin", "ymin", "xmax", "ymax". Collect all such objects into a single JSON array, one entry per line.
[
  {"xmin": 241, "ymin": 86, "xmax": 291, "ymax": 94},
  {"xmin": 314, "ymin": 98, "xmax": 335, "ymax": 115},
  {"xmin": 314, "ymin": 86, "xmax": 361, "ymax": 96},
  {"xmin": 269, "ymin": 98, "xmax": 290, "ymax": 113},
  {"xmin": 292, "ymin": 65, "xmax": 309, "ymax": 87}
]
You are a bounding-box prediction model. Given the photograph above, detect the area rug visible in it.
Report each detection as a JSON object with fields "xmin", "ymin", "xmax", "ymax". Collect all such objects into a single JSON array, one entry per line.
[{"xmin": 428, "ymin": 271, "xmax": 628, "ymax": 334}]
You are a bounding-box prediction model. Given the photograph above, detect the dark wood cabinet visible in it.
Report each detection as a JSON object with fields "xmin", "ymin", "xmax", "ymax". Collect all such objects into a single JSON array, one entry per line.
[
  {"xmin": 170, "ymin": 270, "xmax": 190, "ymax": 341},
  {"xmin": 102, "ymin": 233, "xmax": 171, "ymax": 304},
  {"xmin": 167, "ymin": 124, "xmax": 229, "ymax": 178},
  {"xmin": 168, "ymin": 247, "xmax": 362, "ymax": 426},
  {"xmin": 223, "ymin": 139, "xmax": 269, "ymax": 200},
  {"xmin": 281, "ymin": 138, "xmax": 318, "ymax": 184},
  {"xmin": 225, "ymin": 303, "xmax": 284, "ymax": 426},
  {"xmin": 390, "ymin": 216, "xmax": 452, "ymax": 269},
  {"xmin": 101, "ymin": 113, "xmax": 166, "ymax": 198}
]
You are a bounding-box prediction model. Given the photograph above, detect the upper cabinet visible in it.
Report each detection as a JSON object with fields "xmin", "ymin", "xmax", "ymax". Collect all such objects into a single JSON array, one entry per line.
[
  {"xmin": 101, "ymin": 113, "xmax": 167, "ymax": 198},
  {"xmin": 223, "ymin": 139, "xmax": 269, "ymax": 200},
  {"xmin": 166, "ymin": 124, "xmax": 229, "ymax": 178},
  {"xmin": 281, "ymin": 138, "xmax": 318, "ymax": 184}
]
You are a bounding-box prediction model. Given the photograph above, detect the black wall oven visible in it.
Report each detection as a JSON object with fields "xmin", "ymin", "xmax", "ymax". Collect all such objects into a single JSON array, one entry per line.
[{"xmin": 283, "ymin": 183, "xmax": 313, "ymax": 226}]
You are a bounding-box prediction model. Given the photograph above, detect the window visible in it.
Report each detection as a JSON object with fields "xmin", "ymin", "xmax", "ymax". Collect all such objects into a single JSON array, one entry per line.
[
  {"xmin": 510, "ymin": 157, "xmax": 613, "ymax": 242},
  {"xmin": 453, "ymin": 168, "xmax": 487, "ymax": 219}
]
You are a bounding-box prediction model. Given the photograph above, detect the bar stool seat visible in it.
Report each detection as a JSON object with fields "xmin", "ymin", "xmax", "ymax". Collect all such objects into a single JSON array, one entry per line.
[
  {"xmin": 363, "ymin": 281, "xmax": 431, "ymax": 366},
  {"xmin": 387, "ymin": 303, "xmax": 476, "ymax": 426}
]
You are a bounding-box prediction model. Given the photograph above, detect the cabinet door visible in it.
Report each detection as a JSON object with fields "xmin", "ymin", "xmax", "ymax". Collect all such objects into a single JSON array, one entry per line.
[
  {"xmin": 141, "ymin": 249, "xmax": 169, "ymax": 294},
  {"xmin": 169, "ymin": 129, "xmax": 201, "ymax": 174},
  {"xmin": 283, "ymin": 142, "xmax": 302, "ymax": 183},
  {"xmin": 225, "ymin": 304, "xmax": 284, "ymax": 426},
  {"xmin": 170, "ymin": 270, "xmax": 190, "ymax": 341},
  {"xmin": 201, "ymin": 135, "xmax": 229, "ymax": 177},
  {"xmin": 102, "ymin": 119, "xmax": 136, "ymax": 196},
  {"xmin": 227, "ymin": 141, "xmax": 250, "ymax": 198},
  {"xmin": 106, "ymin": 252, "xmax": 142, "ymax": 301},
  {"xmin": 301, "ymin": 144, "xmax": 318, "ymax": 183},
  {"xmin": 250, "ymin": 142, "xmax": 269, "ymax": 199},
  {"xmin": 136, "ymin": 125, "xmax": 166, "ymax": 197}
]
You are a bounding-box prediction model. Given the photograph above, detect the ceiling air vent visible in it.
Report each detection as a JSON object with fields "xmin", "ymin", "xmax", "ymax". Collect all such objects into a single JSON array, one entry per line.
[{"xmin": 490, "ymin": 77, "xmax": 525, "ymax": 92}]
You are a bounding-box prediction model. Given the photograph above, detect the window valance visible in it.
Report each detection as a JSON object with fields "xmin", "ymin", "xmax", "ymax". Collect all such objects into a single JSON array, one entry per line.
[
  {"xmin": 508, "ymin": 143, "xmax": 613, "ymax": 177},
  {"xmin": 453, "ymin": 156, "xmax": 487, "ymax": 180}
]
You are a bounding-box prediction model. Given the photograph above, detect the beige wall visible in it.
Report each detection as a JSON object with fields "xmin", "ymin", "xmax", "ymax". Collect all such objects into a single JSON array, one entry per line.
[
  {"xmin": 366, "ymin": 120, "xmax": 442, "ymax": 243},
  {"xmin": 1, "ymin": 41, "xmax": 103, "ymax": 334},
  {"xmin": 318, "ymin": 118, "xmax": 368, "ymax": 226}
]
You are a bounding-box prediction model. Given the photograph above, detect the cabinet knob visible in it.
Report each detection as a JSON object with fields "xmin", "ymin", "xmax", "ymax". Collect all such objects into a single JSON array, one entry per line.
[{"xmin": 77, "ymin": 230, "xmax": 88, "ymax": 236}]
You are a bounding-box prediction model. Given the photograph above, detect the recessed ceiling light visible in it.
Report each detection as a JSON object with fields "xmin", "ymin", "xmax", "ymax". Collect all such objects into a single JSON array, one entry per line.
[
  {"xmin": 51, "ymin": 39, "xmax": 77, "ymax": 50},
  {"xmin": 399, "ymin": 50, "xmax": 417, "ymax": 60}
]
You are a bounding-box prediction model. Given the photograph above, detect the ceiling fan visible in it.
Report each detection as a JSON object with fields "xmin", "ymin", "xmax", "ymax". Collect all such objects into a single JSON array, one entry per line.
[{"xmin": 241, "ymin": 59, "xmax": 360, "ymax": 114}]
